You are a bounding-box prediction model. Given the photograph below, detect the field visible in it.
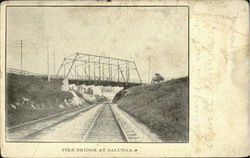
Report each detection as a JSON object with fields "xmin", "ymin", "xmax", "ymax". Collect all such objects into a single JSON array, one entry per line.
[{"xmin": 114, "ymin": 77, "xmax": 188, "ymax": 142}]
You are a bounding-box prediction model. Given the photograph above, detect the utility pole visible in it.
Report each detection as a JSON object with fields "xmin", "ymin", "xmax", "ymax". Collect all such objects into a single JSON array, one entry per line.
[
  {"xmin": 53, "ymin": 40, "xmax": 56, "ymax": 75},
  {"xmin": 20, "ymin": 40, "xmax": 23, "ymax": 75},
  {"xmin": 47, "ymin": 40, "xmax": 50, "ymax": 82},
  {"xmin": 148, "ymin": 55, "xmax": 150, "ymax": 83},
  {"xmin": 15, "ymin": 40, "xmax": 25, "ymax": 75}
]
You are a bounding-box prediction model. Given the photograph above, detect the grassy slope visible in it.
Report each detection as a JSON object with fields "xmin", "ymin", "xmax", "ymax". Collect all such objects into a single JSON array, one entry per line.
[
  {"xmin": 6, "ymin": 74, "xmax": 76, "ymax": 126},
  {"xmin": 116, "ymin": 77, "xmax": 188, "ymax": 142}
]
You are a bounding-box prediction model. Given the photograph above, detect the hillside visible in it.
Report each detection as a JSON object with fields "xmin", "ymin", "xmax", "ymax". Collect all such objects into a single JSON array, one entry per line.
[
  {"xmin": 114, "ymin": 77, "xmax": 188, "ymax": 142},
  {"xmin": 6, "ymin": 74, "xmax": 89, "ymax": 126}
]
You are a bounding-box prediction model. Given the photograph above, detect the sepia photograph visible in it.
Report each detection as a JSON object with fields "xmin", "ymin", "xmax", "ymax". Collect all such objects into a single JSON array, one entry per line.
[
  {"xmin": 5, "ymin": 6, "xmax": 189, "ymax": 143},
  {"xmin": 1, "ymin": 0, "xmax": 249, "ymax": 157}
]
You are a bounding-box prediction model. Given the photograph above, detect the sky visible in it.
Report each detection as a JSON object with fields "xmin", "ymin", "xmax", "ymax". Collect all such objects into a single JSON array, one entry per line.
[{"xmin": 7, "ymin": 7, "xmax": 188, "ymax": 83}]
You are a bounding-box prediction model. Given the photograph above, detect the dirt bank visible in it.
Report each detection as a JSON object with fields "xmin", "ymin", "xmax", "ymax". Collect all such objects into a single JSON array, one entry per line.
[
  {"xmin": 6, "ymin": 74, "xmax": 90, "ymax": 126},
  {"xmin": 114, "ymin": 77, "xmax": 188, "ymax": 142}
]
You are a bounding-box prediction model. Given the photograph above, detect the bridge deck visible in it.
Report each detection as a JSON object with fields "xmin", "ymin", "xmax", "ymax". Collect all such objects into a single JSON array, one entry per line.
[{"xmin": 68, "ymin": 79, "xmax": 142, "ymax": 88}]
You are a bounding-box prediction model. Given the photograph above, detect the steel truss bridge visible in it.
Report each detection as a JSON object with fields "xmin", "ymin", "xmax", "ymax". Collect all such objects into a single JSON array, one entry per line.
[{"xmin": 56, "ymin": 53, "xmax": 142, "ymax": 87}]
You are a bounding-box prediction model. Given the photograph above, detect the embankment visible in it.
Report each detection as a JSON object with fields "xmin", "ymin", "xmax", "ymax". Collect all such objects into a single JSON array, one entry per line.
[
  {"xmin": 6, "ymin": 74, "xmax": 93, "ymax": 126},
  {"xmin": 114, "ymin": 77, "xmax": 188, "ymax": 142}
]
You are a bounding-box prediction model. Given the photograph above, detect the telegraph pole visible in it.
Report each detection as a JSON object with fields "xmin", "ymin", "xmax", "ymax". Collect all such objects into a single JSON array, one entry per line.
[
  {"xmin": 53, "ymin": 40, "xmax": 56, "ymax": 74},
  {"xmin": 15, "ymin": 40, "xmax": 25, "ymax": 75},
  {"xmin": 20, "ymin": 40, "xmax": 23, "ymax": 74},
  {"xmin": 47, "ymin": 40, "xmax": 50, "ymax": 82},
  {"xmin": 148, "ymin": 55, "xmax": 150, "ymax": 83}
]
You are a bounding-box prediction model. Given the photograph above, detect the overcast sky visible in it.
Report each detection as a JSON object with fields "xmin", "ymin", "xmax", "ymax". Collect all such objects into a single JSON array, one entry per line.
[{"xmin": 7, "ymin": 7, "xmax": 188, "ymax": 83}]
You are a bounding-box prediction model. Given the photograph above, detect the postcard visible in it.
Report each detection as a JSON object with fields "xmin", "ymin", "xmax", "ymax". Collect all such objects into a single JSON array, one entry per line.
[{"xmin": 1, "ymin": 0, "xmax": 249, "ymax": 157}]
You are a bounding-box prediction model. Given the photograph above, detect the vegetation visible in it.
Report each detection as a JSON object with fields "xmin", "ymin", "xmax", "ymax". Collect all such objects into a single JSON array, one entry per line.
[
  {"xmin": 6, "ymin": 74, "xmax": 76, "ymax": 126},
  {"xmin": 115, "ymin": 77, "xmax": 188, "ymax": 142}
]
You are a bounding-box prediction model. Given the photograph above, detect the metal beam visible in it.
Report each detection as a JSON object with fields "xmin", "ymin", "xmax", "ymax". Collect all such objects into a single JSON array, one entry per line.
[
  {"xmin": 56, "ymin": 58, "xmax": 65, "ymax": 77},
  {"xmin": 64, "ymin": 58, "xmax": 119, "ymax": 67},
  {"xmin": 118, "ymin": 65, "xmax": 126, "ymax": 82},
  {"xmin": 77, "ymin": 52, "xmax": 133, "ymax": 63},
  {"xmin": 56, "ymin": 53, "xmax": 143, "ymax": 86},
  {"xmin": 133, "ymin": 61, "xmax": 142, "ymax": 83},
  {"xmin": 66, "ymin": 53, "xmax": 78, "ymax": 78}
]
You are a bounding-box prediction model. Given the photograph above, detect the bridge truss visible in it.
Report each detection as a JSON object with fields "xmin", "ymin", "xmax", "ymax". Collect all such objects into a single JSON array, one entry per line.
[{"xmin": 56, "ymin": 53, "xmax": 142, "ymax": 87}]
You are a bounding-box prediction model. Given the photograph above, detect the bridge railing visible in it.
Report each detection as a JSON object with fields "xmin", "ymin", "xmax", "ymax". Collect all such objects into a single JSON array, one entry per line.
[
  {"xmin": 7, "ymin": 68, "xmax": 63, "ymax": 79},
  {"xmin": 7, "ymin": 68, "xmax": 45, "ymax": 76}
]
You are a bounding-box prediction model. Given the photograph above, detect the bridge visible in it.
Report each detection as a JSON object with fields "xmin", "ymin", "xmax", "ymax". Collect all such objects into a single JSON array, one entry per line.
[{"xmin": 56, "ymin": 53, "xmax": 142, "ymax": 88}]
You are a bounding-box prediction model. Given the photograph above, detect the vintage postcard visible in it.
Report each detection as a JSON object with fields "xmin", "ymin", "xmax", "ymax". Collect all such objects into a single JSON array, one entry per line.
[{"xmin": 0, "ymin": 0, "xmax": 249, "ymax": 157}]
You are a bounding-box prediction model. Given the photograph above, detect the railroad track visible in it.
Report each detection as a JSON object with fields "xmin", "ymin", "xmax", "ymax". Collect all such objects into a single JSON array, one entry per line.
[
  {"xmin": 82, "ymin": 103, "xmax": 129, "ymax": 142},
  {"xmin": 110, "ymin": 104, "xmax": 154, "ymax": 142},
  {"xmin": 7, "ymin": 103, "xmax": 150, "ymax": 142},
  {"xmin": 7, "ymin": 104, "xmax": 97, "ymax": 141}
]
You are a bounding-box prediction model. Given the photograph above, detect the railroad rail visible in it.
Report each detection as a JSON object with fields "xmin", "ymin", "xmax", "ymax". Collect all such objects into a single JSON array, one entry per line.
[
  {"xmin": 110, "ymin": 104, "xmax": 152, "ymax": 142},
  {"xmin": 7, "ymin": 105, "xmax": 97, "ymax": 141},
  {"xmin": 82, "ymin": 103, "xmax": 129, "ymax": 142},
  {"xmin": 7, "ymin": 103, "xmax": 152, "ymax": 142}
]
